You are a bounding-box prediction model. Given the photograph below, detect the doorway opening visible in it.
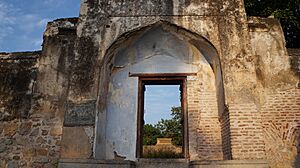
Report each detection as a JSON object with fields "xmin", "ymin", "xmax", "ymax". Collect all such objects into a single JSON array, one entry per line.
[{"xmin": 137, "ymin": 76, "xmax": 187, "ymax": 158}]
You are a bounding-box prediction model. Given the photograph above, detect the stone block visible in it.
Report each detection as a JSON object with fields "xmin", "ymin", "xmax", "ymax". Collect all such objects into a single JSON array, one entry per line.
[
  {"xmin": 30, "ymin": 128, "xmax": 39, "ymax": 136},
  {"xmin": 15, "ymin": 135, "xmax": 31, "ymax": 146},
  {"xmin": 61, "ymin": 127, "xmax": 92, "ymax": 159},
  {"xmin": 3, "ymin": 122, "xmax": 18, "ymax": 136},
  {"xmin": 7, "ymin": 161, "xmax": 18, "ymax": 168},
  {"xmin": 36, "ymin": 147, "xmax": 48, "ymax": 156},
  {"xmin": 50, "ymin": 126, "xmax": 62, "ymax": 136},
  {"xmin": 23, "ymin": 148, "xmax": 36, "ymax": 158},
  {"xmin": 19, "ymin": 122, "xmax": 32, "ymax": 135},
  {"xmin": 42, "ymin": 129, "xmax": 49, "ymax": 135},
  {"xmin": 64, "ymin": 101, "xmax": 96, "ymax": 126},
  {"xmin": 36, "ymin": 136, "xmax": 46, "ymax": 144}
]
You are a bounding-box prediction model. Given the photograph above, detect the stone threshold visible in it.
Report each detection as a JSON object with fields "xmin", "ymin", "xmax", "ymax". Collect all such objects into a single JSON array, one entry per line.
[
  {"xmin": 58, "ymin": 159, "xmax": 268, "ymax": 168},
  {"xmin": 137, "ymin": 158, "xmax": 189, "ymax": 162},
  {"xmin": 59, "ymin": 159, "xmax": 136, "ymax": 168}
]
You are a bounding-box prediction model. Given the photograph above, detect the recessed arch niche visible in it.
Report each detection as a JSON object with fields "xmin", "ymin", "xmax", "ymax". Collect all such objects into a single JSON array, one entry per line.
[{"xmin": 94, "ymin": 21, "xmax": 228, "ymax": 161}]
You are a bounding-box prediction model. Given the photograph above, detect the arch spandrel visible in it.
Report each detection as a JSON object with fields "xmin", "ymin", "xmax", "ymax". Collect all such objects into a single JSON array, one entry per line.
[{"xmin": 96, "ymin": 19, "xmax": 222, "ymax": 65}]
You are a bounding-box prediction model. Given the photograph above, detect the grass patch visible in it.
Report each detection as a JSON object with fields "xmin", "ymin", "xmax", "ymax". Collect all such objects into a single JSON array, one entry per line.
[{"xmin": 143, "ymin": 149, "xmax": 183, "ymax": 158}]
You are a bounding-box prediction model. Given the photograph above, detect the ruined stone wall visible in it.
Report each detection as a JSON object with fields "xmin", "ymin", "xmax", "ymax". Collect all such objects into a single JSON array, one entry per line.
[
  {"xmin": 249, "ymin": 17, "xmax": 300, "ymax": 168},
  {"xmin": 0, "ymin": 52, "xmax": 62, "ymax": 167},
  {"xmin": 0, "ymin": 18, "xmax": 93, "ymax": 168},
  {"xmin": 36, "ymin": 18, "xmax": 95, "ymax": 160},
  {"xmin": 259, "ymin": 48, "xmax": 300, "ymax": 168},
  {"xmin": 0, "ymin": 113, "xmax": 63, "ymax": 168},
  {"xmin": 2, "ymin": 1, "xmax": 300, "ymax": 167}
]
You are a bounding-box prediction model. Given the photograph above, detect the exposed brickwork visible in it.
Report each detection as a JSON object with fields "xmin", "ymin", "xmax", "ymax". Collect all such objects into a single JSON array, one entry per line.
[
  {"xmin": 220, "ymin": 108, "xmax": 232, "ymax": 160},
  {"xmin": 187, "ymin": 78, "xmax": 201, "ymax": 160},
  {"xmin": 261, "ymin": 88, "xmax": 300, "ymax": 168},
  {"xmin": 229, "ymin": 103, "xmax": 266, "ymax": 159},
  {"xmin": 187, "ymin": 71, "xmax": 223, "ymax": 160},
  {"xmin": 249, "ymin": 16, "xmax": 300, "ymax": 167}
]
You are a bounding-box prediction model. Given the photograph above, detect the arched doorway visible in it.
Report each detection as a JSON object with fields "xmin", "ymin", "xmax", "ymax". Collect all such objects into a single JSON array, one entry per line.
[{"xmin": 95, "ymin": 22, "xmax": 228, "ymax": 161}]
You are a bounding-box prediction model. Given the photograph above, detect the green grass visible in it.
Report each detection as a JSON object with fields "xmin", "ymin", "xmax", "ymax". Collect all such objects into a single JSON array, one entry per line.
[{"xmin": 143, "ymin": 149, "xmax": 183, "ymax": 158}]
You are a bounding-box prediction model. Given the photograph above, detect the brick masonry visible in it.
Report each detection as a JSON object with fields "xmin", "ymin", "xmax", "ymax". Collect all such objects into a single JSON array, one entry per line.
[
  {"xmin": 261, "ymin": 88, "xmax": 300, "ymax": 168},
  {"xmin": 187, "ymin": 70, "xmax": 223, "ymax": 160},
  {"xmin": 229, "ymin": 103, "xmax": 266, "ymax": 159},
  {"xmin": 220, "ymin": 108, "xmax": 232, "ymax": 160}
]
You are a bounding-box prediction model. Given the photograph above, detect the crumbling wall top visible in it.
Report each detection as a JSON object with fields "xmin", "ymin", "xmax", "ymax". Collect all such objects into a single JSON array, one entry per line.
[
  {"xmin": 80, "ymin": 0, "xmax": 245, "ymax": 17},
  {"xmin": 0, "ymin": 51, "xmax": 41, "ymax": 60},
  {"xmin": 44, "ymin": 17, "xmax": 79, "ymax": 37},
  {"xmin": 248, "ymin": 16, "xmax": 282, "ymax": 32}
]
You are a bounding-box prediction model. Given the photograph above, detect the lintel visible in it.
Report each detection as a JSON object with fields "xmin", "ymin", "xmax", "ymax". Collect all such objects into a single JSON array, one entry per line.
[{"xmin": 128, "ymin": 72, "xmax": 197, "ymax": 77}]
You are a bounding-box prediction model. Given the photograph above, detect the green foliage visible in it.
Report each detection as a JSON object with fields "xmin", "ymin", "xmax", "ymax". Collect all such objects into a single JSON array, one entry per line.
[
  {"xmin": 143, "ymin": 106, "xmax": 183, "ymax": 146},
  {"xmin": 244, "ymin": 0, "xmax": 300, "ymax": 47},
  {"xmin": 143, "ymin": 124, "xmax": 162, "ymax": 145},
  {"xmin": 156, "ymin": 107, "xmax": 183, "ymax": 146}
]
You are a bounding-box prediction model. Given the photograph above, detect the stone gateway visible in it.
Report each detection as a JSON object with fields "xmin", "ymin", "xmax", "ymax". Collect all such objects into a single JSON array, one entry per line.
[{"xmin": 0, "ymin": 0, "xmax": 300, "ymax": 168}]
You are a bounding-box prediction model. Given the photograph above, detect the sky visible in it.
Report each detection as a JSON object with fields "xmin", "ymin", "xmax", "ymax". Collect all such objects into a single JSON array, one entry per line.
[
  {"xmin": 0, "ymin": 0, "xmax": 81, "ymax": 52},
  {"xmin": 144, "ymin": 85, "xmax": 181, "ymax": 125}
]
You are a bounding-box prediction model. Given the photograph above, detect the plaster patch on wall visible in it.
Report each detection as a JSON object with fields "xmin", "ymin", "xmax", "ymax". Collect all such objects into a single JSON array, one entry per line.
[{"xmin": 64, "ymin": 100, "xmax": 96, "ymax": 126}]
